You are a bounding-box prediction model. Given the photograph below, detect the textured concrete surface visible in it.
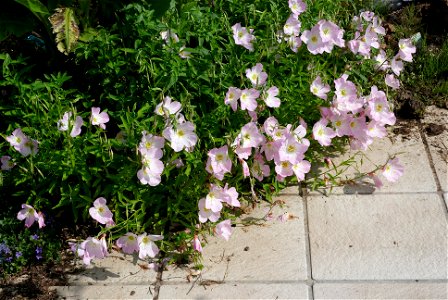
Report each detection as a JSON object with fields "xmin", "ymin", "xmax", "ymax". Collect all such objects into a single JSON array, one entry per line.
[
  {"xmin": 53, "ymin": 114, "xmax": 448, "ymax": 299},
  {"xmin": 307, "ymin": 193, "xmax": 447, "ymax": 280},
  {"xmin": 313, "ymin": 282, "xmax": 448, "ymax": 299}
]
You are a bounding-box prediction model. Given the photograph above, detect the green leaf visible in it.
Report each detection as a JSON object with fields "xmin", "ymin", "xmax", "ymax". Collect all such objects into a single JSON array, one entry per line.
[{"xmin": 49, "ymin": 7, "xmax": 80, "ymax": 55}]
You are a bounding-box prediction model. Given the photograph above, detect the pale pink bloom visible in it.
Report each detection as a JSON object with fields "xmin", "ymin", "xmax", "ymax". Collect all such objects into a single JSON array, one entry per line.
[
  {"xmin": 241, "ymin": 159, "xmax": 250, "ymax": 177},
  {"xmin": 208, "ymin": 146, "xmax": 232, "ymax": 178},
  {"xmin": 366, "ymin": 91, "xmax": 396, "ymax": 125},
  {"xmin": 310, "ymin": 76, "xmax": 331, "ymax": 100},
  {"xmin": 385, "ymin": 74, "xmax": 400, "ymax": 90},
  {"xmin": 155, "ymin": 96, "xmax": 182, "ymax": 117},
  {"xmin": 17, "ymin": 204, "xmax": 39, "ymax": 228},
  {"xmin": 57, "ymin": 112, "xmax": 83, "ymax": 137},
  {"xmin": 171, "ymin": 158, "xmax": 184, "ymax": 168},
  {"xmin": 371, "ymin": 17, "xmax": 386, "ymax": 35},
  {"xmin": 318, "ymin": 20, "xmax": 344, "ymax": 47},
  {"xmin": 369, "ymin": 173, "xmax": 383, "ymax": 189},
  {"xmin": 382, "ymin": 157, "xmax": 404, "ymax": 182},
  {"xmin": 89, "ymin": 197, "xmax": 114, "ymax": 225},
  {"xmin": 6, "ymin": 128, "xmax": 38, "ymax": 157},
  {"xmin": 331, "ymin": 113, "xmax": 351, "ymax": 137},
  {"xmin": 289, "ymin": 0, "xmax": 306, "ymax": 16},
  {"xmin": 238, "ymin": 122, "xmax": 265, "ymax": 148},
  {"xmin": 347, "ymin": 34, "xmax": 360, "ymax": 54},
  {"xmin": 138, "ymin": 132, "xmax": 165, "ymax": 157},
  {"xmin": 348, "ymin": 116, "xmax": 368, "ymax": 139},
  {"xmin": 391, "ymin": 54, "xmax": 404, "ymax": 76},
  {"xmin": 234, "ymin": 145, "xmax": 252, "ymax": 160},
  {"xmin": 334, "ymin": 74, "xmax": 358, "ymax": 105},
  {"xmin": 301, "ymin": 27, "xmax": 324, "ymax": 55},
  {"xmin": 263, "ymin": 86, "xmax": 281, "ymax": 108},
  {"xmin": 116, "ymin": 233, "xmax": 139, "ymax": 254},
  {"xmin": 198, "ymin": 198, "xmax": 220, "ymax": 223},
  {"xmin": 37, "ymin": 212, "xmax": 45, "ymax": 229},
  {"xmin": 277, "ymin": 136, "xmax": 306, "ymax": 164},
  {"xmin": 232, "ymin": 23, "xmax": 256, "ymax": 51},
  {"xmin": 215, "ymin": 219, "xmax": 233, "ymax": 241},
  {"xmin": 137, "ymin": 165, "xmax": 162, "ymax": 186},
  {"xmin": 192, "ymin": 235, "xmax": 202, "ymax": 252},
  {"xmin": 178, "ymin": 46, "xmax": 191, "ymax": 59},
  {"xmin": 286, "ymin": 35, "xmax": 302, "ymax": 52},
  {"xmin": 239, "ymin": 88, "xmax": 260, "ymax": 111},
  {"xmin": 78, "ymin": 237, "xmax": 108, "ymax": 265},
  {"xmin": 292, "ymin": 160, "xmax": 311, "ymax": 181},
  {"xmin": 261, "ymin": 140, "xmax": 280, "ymax": 161},
  {"xmin": 293, "ymin": 118, "xmax": 308, "ymax": 139},
  {"xmin": 374, "ymin": 50, "xmax": 390, "ymax": 71},
  {"xmin": 91, "ymin": 107, "xmax": 109, "ymax": 129},
  {"xmin": 246, "ymin": 63, "xmax": 268, "ymax": 86},
  {"xmin": 251, "ymin": 153, "xmax": 270, "ymax": 181},
  {"xmin": 263, "ymin": 116, "xmax": 279, "ymax": 137},
  {"xmin": 205, "ymin": 188, "xmax": 223, "ymax": 213},
  {"xmin": 222, "ymin": 184, "xmax": 240, "ymax": 207},
  {"xmin": 1, "ymin": 156, "xmax": 15, "ymax": 170},
  {"xmin": 224, "ymin": 87, "xmax": 241, "ymax": 112},
  {"xmin": 283, "ymin": 14, "xmax": 301, "ymax": 36},
  {"xmin": 138, "ymin": 233, "xmax": 163, "ymax": 259},
  {"xmin": 360, "ymin": 11, "xmax": 375, "ymax": 21},
  {"xmin": 163, "ymin": 122, "xmax": 198, "ymax": 152},
  {"xmin": 275, "ymin": 160, "xmax": 294, "ymax": 177},
  {"xmin": 312, "ymin": 119, "xmax": 336, "ymax": 146},
  {"xmin": 277, "ymin": 212, "xmax": 290, "ymax": 223},
  {"xmin": 366, "ymin": 121, "xmax": 387, "ymax": 138},
  {"xmin": 398, "ymin": 38, "xmax": 416, "ymax": 62}
]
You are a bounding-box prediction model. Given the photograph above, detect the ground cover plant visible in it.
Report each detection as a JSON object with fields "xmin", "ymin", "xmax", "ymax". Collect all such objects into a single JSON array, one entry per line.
[{"xmin": 0, "ymin": 0, "xmax": 417, "ymax": 279}]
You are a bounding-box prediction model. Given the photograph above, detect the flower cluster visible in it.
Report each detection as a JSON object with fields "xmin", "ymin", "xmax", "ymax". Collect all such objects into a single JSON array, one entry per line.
[{"xmin": 6, "ymin": 129, "xmax": 38, "ymax": 157}]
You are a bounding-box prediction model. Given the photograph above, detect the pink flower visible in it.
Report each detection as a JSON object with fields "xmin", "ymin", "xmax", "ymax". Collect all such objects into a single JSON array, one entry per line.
[
  {"xmin": 57, "ymin": 112, "xmax": 83, "ymax": 137},
  {"xmin": 277, "ymin": 136, "xmax": 306, "ymax": 164},
  {"xmin": 398, "ymin": 38, "xmax": 416, "ymax": 62},
  {"xmin": 198, "ymin": 198, "xmax": 220, "ymax": 223},
  {"xmin": 286, "ymin": 35, "xmax": 302, "ymax": 52},
  {"xmin": 251, "ymin": 154, "xmax": 270, "ymax": 181},
  {"xmin": 137, "ymin": 163, "xmax": 163, "ymax": 186},
  {"xmin": 37, "ymin": 212, "xmax": 46, "ymax": 229},
  {"xmin": 138, "ymin": 132, "xmax": 165, "ymax": 157},
  {"xmin": 155, "ymin": 96, "xmax": 182, "ymax": 117},
  {"xmin": 78, "ymin": 237, "xmax": 108, "ymax": 265},
  {"xmin": 374, "ymin": 50, "xmax": 390, "ymax": 71},
  {"xmin": 1, "ymin": 156, "xmax": 15, "ymax": 170},
  {"xmin": 116, "ymin": 233, "xmax": 139, "ymax": 254},
  {"xmin": 163, "ymin": 121, "xmax": 198, "ymax": 152},
  {"xmin": 238, "ymin": 122, "xmax": 265, "ymax": 148},
  {"xmin": 263, "ymin": 86, "xmax": 281, "ymax": 108},
  {"xmin": 205, "ymin": 188, "xmax": 223, "ymax": 213},
  {"xmin": 369, "ymin": 173, "xmax": 383, "ymax": 189},
  {"xmin": 382, "ymin": 158, "xmax": 404, "ymax": 182},
  {"xmin": 138, "ymin": 233, "xmax": 163, "ymax": 259},
  {"xmin": 289, "ymin": 0, "xmax": 306, "ymax": 16},
  {"xmin": 222, "ymin": 184, "xmax": 240, "ymax": 207},
  {"xmin": 246, "ymin": 63, "xmax": 268, "ymax": 86},
  {"xmin": 283, "ymin": 14, "xmax": 301, "ymax": 36},
  {"xmin": 301, "ymin": 27, "xmax": 324, "ymax": 55},
  {"xmin": 224, "ymin": 87, "xmax": 241, "ymax": 112},
  {"xmin": 292, "ymin": 160, "xmax": 311, "ymax": 181},
  {"xmin": 6, "ymin": 128, "xmax": 38, "ymax": 157},
  {"xmin": 192, "ymin": 235, "xmax": 202, "ymax": 252},
  {"xmin": 310, "ymin": 76, "xmax": 331, "ymax": 100},
  {"xmin": 207, "ymin": 146, "xmax": 232, "ymax": 178},
  {"xmin": 215, "ymin": 219, "xmax": 233, "ymax": 241},
  {"xmin": 89, "ymin": 197, "xmax": 114, "ymax": 225},
  {"xmin": 239, "ymin": 88, "xmax": 260, "ymax": 111},
  {"xmin": 275, "ymin": 160, "xmax": 294, "ymax": 178},
  {"xmin": 385, "ymin": 74, "xmax": 400, "ymax": 90},
  {"xmin": 91, "ymin": 107, "xmax": 109, "ymax": 129},
  {"xmin": 17, "ymin": 204, "xmax": 39, "ymax": 228},
  {"xmin": 318, "ymin": 20, "xmax": 345, "ymax": 48},
  {"xmin": 312, "ymin": 119, "xmax": 336, "ymax": 146},
  {"xmin": 232, "ymin": 23, "xmax": 256, "ymax": 51},
  {"xmin": 263, "ymin": 116, "xmax": 279, "ymax": 137},
  {"xmin": 391, "ymin": 54, "xmax": 404, "ymax": 76}
]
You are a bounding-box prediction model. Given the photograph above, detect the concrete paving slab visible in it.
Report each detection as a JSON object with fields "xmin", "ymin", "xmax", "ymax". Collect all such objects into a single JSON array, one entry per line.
[
  {"xmin": 65, "ymin": 251, "xmax": 158, "ymax": 285},
  {"xmin": 421, "ymin": 106, "xmax": 448, "ymax": 193},
  {"xmin": 158, "ymin": 282, "xmax": 311, "ymax": 299},
  {"xmin": 161, "ymin": 187, "xmax": 309, "ymax": 284},
  {"xmin": 307, "ymin": 193, "xmax": 448, "ymax": 280},
  {"xmin": 309, "ymin": 122, "xmax": 437, "ymax": 195},
  {"xmin": 313, "ymin": 282, "xmax": 448, "ymax": 299},
  {"xmin": 52, "ymin": 284, "xmax": 156, "ymax": 299}
]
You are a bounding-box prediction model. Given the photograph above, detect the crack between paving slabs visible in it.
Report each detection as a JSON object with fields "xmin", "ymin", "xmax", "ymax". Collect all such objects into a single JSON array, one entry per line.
[
  {"xmin": 300, "ymin": 183, "xmax": 316, "ymax": 299},
  {"xmin": 418, "ymin": 120, "xmax": 448, "ymax": 216}
]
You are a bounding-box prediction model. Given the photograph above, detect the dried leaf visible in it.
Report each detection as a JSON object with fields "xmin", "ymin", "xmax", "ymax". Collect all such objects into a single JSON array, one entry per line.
[{"xmin": 49, "ymin": 7, "xmax": 79, "ymax": 55}]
